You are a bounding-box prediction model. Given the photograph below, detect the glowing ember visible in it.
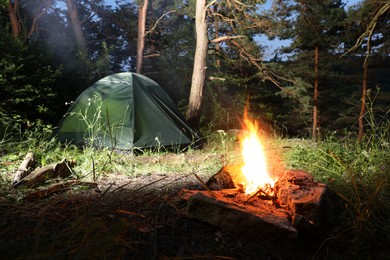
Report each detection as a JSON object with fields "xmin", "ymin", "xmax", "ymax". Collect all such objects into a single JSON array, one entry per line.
[{"xmin": 238, "ymin": 112, "xmax": 275, "ymax": 195}]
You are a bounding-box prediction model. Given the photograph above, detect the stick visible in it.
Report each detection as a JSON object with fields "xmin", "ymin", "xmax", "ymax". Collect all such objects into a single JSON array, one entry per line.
[
  {"xmin": 25, "ymin": 180, "xmax": 98, "ymax": 201},
  {"xmin": 191, "ymin": 172, "xmax": 216, "ymax": 199},
  {"xmin": 244, "ymin": 188, "xmax": 274, "ymax": 204},
  {"xmin": 12, "ymin": 152, "xmax": 34, "ymax": 185},
  {"xmin": 244, "ymin": 188, "xmax": 263, "ymax": 204}
]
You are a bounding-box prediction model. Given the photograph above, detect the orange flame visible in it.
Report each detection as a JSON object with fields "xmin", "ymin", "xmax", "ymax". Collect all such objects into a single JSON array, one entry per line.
[{"xmin": 238, "ymin": 110, "xmax": 274, "ymax": 195}]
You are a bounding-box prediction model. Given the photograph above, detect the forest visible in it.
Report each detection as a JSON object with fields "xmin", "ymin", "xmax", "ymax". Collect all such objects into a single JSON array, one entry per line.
[
  {"xmin": 1, "ymin": 0, "xmax": 388, "ymax": 138},
  {"xmin": 0, "ymin": 0, "xmax": 389, "ymax": 259}
]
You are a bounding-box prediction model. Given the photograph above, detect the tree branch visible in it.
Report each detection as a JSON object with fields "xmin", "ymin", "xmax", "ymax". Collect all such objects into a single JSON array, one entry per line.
[
  {"xmin": 27, "ymin": 0, "xmax": 53, "ymax": 38},
  {"xmin": 145, "ymin": 10, "xmax": 176, "ymax": 36},
  {"xmin": 228, "ymin": 39, "xmax": 299, "ymax": 100},
  {"xmin": 340, "ymin": 2, "xmax": 390, "ymax": 67},
  {"xmin": 211, "ymin": 35, "xmax": 246, "ymax": 43},
  {"xmin": 205, "ymin": 0, "xmax": 218, "ymax": 11}
]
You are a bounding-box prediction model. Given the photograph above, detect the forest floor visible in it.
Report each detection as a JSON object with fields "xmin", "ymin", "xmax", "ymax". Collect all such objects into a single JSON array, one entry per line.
[{"xmin": 0, "ymin": 150, "xmax": 372, "ymax": 259}]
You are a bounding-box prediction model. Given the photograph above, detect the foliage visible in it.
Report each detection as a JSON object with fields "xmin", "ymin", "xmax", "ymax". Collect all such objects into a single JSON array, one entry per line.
[
  {"xmin": 283, "ymin": 103, "xmax": 390, "ymax": 257},
  {"xmin": 0, "ymin": 31, "xmax": 62, "ymax": 133},
  {"xmin": 1, "ymin": 0, "xmax": 389, "ymax": 137}
]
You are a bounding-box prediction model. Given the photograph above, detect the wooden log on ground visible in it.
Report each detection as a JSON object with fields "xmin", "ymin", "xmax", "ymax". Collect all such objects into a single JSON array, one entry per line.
[
  {"xmin": 14, "ymin": 158, "xmax": 76, "ymax": 188},
  {"xmin": 275, "ymin": 170, "xmax": 329, "ymax": 227},
  {"xmin": 180, "ymin": 189, "xmax": 297, "ymax": 250},
  {"xmin": 181, "ymin": 167, "xmax": 332, "ymax": 247},
  {"xmin": 12, "ymin": 152, "xmax": 35, "ymax": 185}
]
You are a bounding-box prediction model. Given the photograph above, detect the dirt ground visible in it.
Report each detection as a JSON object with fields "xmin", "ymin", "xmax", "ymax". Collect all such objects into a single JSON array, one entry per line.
[{"xmin": 0, "ymin": 153, "xmax": 332, "ymax": 259}]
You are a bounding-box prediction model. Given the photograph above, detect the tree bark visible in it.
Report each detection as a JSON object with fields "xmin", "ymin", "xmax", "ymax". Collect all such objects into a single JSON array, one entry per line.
[
  {"xmin": 136, "ymin": 0, "xmax": 148, "ymax": 73},
  {"xmin": 66, "ymin": 0, "xmax": 87, "ymax": 53},
  {"xmin": 186, "ymin": 0, "xmax": 208, "ymax": 129},
  {"xmin": 312, "ymin": 45, "xmax": 319, "ymax": 142},
  {"xmin": 358, "ymin": 61, "xmax": 368, "ymax": 141},
  {"xmin": 8, "ymin": 0, "xmax": 20, "ymax": 37},
  {"xmin": 214, "ymin": 14, "xmax": 220, "ymax": 69}
]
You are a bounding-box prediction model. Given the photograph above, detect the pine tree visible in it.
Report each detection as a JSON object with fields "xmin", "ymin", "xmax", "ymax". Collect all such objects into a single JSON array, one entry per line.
[{"xmin": 273, "ymin": 0, "xmax": 346, "ymax": 140}]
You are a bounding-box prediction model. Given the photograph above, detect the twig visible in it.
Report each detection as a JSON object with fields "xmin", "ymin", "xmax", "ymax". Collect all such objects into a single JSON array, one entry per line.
[
  {"xmin": 244, "ymin": 188, "xmax": 263, "ymax": 204},
  {"xmin": 244, "ymin": 187, "xmax": 276, "ymax": 205},
  {"xmin": 112, "ymin": 180, "xmax": 133, "ymax": 193},
  {"xmin": 131, "ymin": 175, "xmax": 172, "ymax": 193},
  {"xmin": 191, "ymin": 172, "xmax": 216, "ymax": 199},
  {"xmin": 92, "ymin": 156, "xmax": 96, "ymax": 182}
]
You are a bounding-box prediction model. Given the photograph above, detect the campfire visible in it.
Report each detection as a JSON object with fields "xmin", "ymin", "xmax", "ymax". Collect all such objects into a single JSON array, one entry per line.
[
  {"xmin": 180, "ymin": 110, "xmax": 330, "ymax": 249},
  {"xmin": 229, "ymin": 109, "xmax": 275, "ymax": 196}
]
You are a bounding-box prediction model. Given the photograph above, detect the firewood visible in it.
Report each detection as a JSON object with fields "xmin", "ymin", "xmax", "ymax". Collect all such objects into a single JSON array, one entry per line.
[
  {"xmin": 14, "ymin": 158, "xmax": 76, "ymax": 188},
  {"xmin": 12, "ymin": 152, "xmax": 35, "ymax": 185},
  {"xmin": 25, "ymin": 180, "xmax": 98, "ymax": 201},
  {"xmin": 206, "ymin": 165, "xmax": 238, "ymax": 190}
]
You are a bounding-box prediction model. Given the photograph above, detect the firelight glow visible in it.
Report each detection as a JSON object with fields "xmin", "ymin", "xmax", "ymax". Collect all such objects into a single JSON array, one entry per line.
[{"xmin": 240, "ymin": 116, "xmax": 275, "ymax": 195}]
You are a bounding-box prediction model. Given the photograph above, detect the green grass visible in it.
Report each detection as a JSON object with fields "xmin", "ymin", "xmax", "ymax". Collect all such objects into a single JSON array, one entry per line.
[
  {"xmin": 0, "ymin": 121, "xmax": 228, "ymax": 188},
  {"xmin": 282, "ymin": 119, "xmax": 390, "ymax": 257},
  {"xmin": 0, "ymin": 109, "xmax": 389, "ymax": 258}
]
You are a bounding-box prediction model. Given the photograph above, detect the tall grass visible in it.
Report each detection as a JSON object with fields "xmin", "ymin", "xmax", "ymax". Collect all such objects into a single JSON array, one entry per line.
[{"xmin": 284, "ymin": 97, "xmax": 390, "ymax": 257}]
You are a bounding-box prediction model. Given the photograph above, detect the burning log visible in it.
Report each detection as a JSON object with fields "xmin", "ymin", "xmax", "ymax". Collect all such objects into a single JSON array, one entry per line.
[
  {"xmin": 183, "ymin": 108, "xmax": 331, "ymax": 248},
  {"xmin": 275, "ymin": 170, "xmax": 328, "ymax": 224},
  {"xmin": 180, "ymin": 168, "xmax": 330, "ymax": 248},
  {"xmin": 274, "ymin": 170, "xmax": 329, "ymax": 237},
  {"xmin": 180, "ymin": 188, "xmax": 297, "ymax": 249},
  {"xmin": 205, "ymin": 165, "xmax": 238, "ymax": 190}
]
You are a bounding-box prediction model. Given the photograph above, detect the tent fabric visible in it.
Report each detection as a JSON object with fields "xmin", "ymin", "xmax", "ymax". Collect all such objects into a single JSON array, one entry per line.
[{"xmin": 54, "ymin": 72, "xmax": 197, "ymax": 149}]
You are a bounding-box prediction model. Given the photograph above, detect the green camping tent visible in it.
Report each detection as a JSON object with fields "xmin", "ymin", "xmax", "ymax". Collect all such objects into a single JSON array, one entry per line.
[{"xmin": 54, "ymin": 72, "xmax": 198, "ymax": 149}]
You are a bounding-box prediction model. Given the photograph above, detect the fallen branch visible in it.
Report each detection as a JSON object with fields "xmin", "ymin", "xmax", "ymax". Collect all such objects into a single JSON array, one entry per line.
[
  {"xmin": 12, "ymin": 152, "xmax": 35, "ymax": 185},
  {"xmin": 25, "ymin": 180, "xmax": 98, "ymax": 201}
]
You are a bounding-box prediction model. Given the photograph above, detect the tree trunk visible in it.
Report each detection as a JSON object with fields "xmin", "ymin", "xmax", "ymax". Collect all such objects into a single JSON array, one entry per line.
[
  {"xmin": 358, "ymin": 61, "xmax": 368, "ymax": 141},
  {"xmin": 8, "ymin": 0, "xmax": 20, "ymax": 37},
  {"xmin": 312, "ymin": 46, "xmax": 319, "ymax": 142},
  {"xmin": 186, "ymin": 0, "xmax": 208, "ymax": 129},
  {"xmin": 66, "ymin": 0, "xmax": 87, "ymax": 53},
  {"xmin": 27, "ymin": 0, "xmax": 53, "ymax": 39},
  {"xmin": 214, "ymin": 14, "xmax": 220, "ymax": 69},
  {"xmin": 136, "ymin": 0, "xmax": 148, "ymax": 73}
]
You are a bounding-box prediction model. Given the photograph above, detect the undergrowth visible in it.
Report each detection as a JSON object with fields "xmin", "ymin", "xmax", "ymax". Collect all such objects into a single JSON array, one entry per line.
[
  {"xmin": 283, "ymin": 104, "xmax": 390, "ymax": 258},
  {"xmin": 1, "ymin": 97, "xmax": 389, "ymax": 258},
  {"xmin": 0, "ymin": 118, "xmax": 225, "ymax": 190}
]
